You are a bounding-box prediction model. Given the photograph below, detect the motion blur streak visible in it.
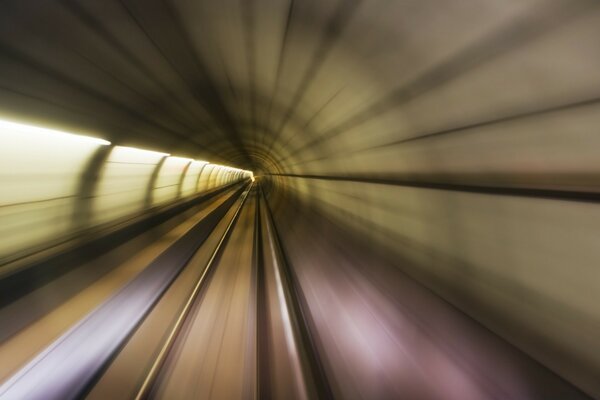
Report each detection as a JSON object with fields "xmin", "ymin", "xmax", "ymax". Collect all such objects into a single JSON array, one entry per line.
[{"xmin": 0, "ymin": 0, "xmax": 598, "ymax": 399}]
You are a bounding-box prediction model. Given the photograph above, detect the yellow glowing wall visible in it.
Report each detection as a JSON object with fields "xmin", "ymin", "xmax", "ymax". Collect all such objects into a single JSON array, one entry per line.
[
  {"xmin": 0, "ymin": 121, "xmax": 106, "ymax": 264},
  {"xmin": 152, "ymin": 156, "xmax": 191, "ymax": 206},
  {"xmin": 92, "ymin": 146, "xmax": 166, "ymax": 225},
  {"xmin": 0, "ymin": 123, "xmax": 248, "ymax": 265}
]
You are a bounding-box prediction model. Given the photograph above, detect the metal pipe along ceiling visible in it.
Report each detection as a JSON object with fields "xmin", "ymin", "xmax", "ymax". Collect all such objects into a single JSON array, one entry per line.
[{"xmin": 0, "ymin": 0, "xmax": 599, "ymax": 399}]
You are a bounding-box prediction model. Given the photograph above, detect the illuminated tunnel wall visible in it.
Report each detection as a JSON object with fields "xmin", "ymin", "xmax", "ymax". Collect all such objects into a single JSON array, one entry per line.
[
  {"xmin": 0, "ymin": 121, "xmax": 250, "ymax": 264},
  {"xmin": 0, "ymin": 0, "xmax": 599, "ymax": 397}
]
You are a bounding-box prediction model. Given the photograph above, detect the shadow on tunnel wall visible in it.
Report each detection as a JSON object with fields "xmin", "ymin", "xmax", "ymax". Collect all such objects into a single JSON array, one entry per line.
[{"xmin": 0, "ymin": 123, "xmax": 248, "ymax": 266}]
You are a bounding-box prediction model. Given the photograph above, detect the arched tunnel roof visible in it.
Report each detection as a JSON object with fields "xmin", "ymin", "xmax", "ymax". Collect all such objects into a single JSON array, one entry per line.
[{"xmin": 1, "ymin": 0, "xmax": 596, "ymax": 179}]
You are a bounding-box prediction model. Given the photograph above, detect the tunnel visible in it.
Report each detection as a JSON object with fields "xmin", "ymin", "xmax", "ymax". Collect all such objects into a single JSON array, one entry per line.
[{"xmin": 0, "ymin": 0, "xmax": 599, "ymax": 399}]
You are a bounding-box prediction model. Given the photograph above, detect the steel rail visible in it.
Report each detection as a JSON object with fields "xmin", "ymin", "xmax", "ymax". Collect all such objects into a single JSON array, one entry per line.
[{"xmin": 134, "ymin": 182, "xmax": 254, "ymax": 399}]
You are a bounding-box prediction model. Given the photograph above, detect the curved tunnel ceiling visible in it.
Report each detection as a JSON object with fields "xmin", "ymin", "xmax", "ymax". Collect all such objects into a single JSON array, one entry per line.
[{"xmin": 1, "ymin": 0, "xmax": 596, "ymax": 178}]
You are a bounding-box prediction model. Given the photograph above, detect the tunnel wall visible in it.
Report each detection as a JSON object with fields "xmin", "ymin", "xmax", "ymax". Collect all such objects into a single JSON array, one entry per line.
[
  {"xmin": 0, "ymin": 122, "xmax": 249, "ymax": 266},
  {"xmin": 268, "ymin": 164, "xmax": 600, "ymax": 397},
  {"xmin": 257, "ymin": 3, "xmax": 600, "ymax": 395}
]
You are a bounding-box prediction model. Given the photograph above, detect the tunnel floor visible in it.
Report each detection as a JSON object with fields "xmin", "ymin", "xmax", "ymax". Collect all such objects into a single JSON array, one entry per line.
[{"xmin": 0, "ymin": 181, "xmax": 590, "ymax": 400}]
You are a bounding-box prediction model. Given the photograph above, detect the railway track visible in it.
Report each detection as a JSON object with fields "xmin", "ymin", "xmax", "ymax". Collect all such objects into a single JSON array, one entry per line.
[{"xmin": 0, "ymin": 182, "xmax": 322, "ymax": 400}]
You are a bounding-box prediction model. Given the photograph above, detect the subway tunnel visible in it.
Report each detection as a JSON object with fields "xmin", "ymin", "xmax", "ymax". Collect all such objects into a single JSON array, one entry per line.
[{"xmin": 0, "ymin": 0, "xmax": 599, "ymax": 399}]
